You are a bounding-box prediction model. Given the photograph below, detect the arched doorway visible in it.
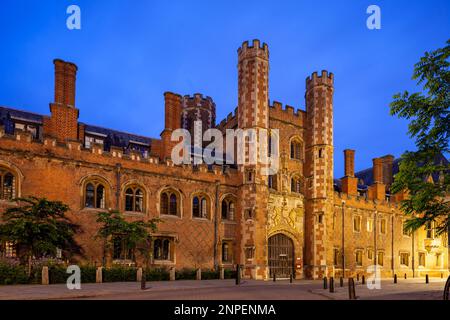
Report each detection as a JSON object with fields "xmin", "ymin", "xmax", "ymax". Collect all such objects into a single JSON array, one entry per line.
[{"xmin": 268, "ymin": 233, "xmax": 294, "ymax": 278}]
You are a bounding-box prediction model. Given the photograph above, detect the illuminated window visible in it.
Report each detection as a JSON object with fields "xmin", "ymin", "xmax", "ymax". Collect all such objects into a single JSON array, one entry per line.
[
  {"xmin": 367, "ymin": 249, "xmax": 374, "ymax": 260},
  {"xmin": 367, "ymin": 218, "xmax": 373, "ymax": 232},
  {"xmin": 380, "ymin": 218, "xmax": 387, "ymax": 234},
  {"xmin": 0, "ymin": 169, "xmax": 16, "ymax": 200},
  {"xmin": 291, "ymin": 177, "xmax": 302, "ymax": 193},
  {"xmin": 1, "ymin": 241, "xmax": 16, "ymax": 258},
  {"xmin": 222, "ymin": 242, "xmax": 232, "ymax": 263},
  {"xmin": 377, "ymin": 251, "xmax": 384, "ymax": 266},
  {"xmin": 353, "ymin": 216, "xmax": 361, "ymax": 232},
  {"xmin": 355, "ymin": 250, "xmax": 363, "ymax": 266},
  {"xmin": 113, "ymin": 237, "xmax": 134, "ymax": 261}
]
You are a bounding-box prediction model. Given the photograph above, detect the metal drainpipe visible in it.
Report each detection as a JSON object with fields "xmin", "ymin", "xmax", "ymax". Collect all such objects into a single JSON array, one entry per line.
[
  {"xmin": 214, "ymin": 180, "xmax": 220, "ymax": 270},
  {"xmin": 341, "ymin": 201, "xmax": 345, "ymax": 277},
  {"xmin": 412, "ymin": 230, "xmax": 415, "ymax": 278},
  {"xmin": 374, "ymin": 209, "xmax": 378, "ymax": 271},
  {"xmin": 115, "ymin": 163, "xmax": 121, "ymax": 210},
  {"xmin": 391, "ymin": 213, "xmax": 395, "ymax": 275}
]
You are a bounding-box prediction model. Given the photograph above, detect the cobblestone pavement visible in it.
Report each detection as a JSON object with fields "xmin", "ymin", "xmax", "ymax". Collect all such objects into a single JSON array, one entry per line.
[{"xmin": 0, "ymin": 278, "xmax": 447, "ymax": 300}]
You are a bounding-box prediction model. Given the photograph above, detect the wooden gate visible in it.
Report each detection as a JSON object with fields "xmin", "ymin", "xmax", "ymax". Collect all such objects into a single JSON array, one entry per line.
[{"xmin": 268, "ymin": 233, "xmax": 294, "ymax": 278}]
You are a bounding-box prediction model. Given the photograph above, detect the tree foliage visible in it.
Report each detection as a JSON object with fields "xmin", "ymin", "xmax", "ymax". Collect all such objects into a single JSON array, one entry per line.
[
  {"xmin": 96, "ymin": 210, "xmax": 159, "ymax": 265},
  {"xmin": 390, "ymin": 39, "xmax": 450, "ymax": 235},
  {"xmin": 0, "ymin": 197, "xmax": 82, "ymax": 274}
]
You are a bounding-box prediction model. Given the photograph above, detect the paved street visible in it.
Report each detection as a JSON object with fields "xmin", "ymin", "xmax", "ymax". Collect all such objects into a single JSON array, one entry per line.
[{"xmin": 0, "ymin": 278, "xmax": 447, "ymax": 300}]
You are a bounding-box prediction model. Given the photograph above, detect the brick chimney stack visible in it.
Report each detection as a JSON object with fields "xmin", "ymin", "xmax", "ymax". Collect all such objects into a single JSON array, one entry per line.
[
  {"xmin": 160, "ymin": 92, "xmax": 182, "ymax": 160},
  {"xmin": 341, "ymin": 149, "xmax": 357, "ymax": 195},
  {"xmin": 344, "ymin": 149, "xmax": 355, "ymax": 177},
  {"xmin": 43, "ymin": 59, "xmax": 80, "ymax": 143},
  {"xmin": 54, "ymin": 59, "xmax": 78, "ymax": 107},
  {"xmin": 368, "ymin": 157, "xmax": 386, "ymax": 201},
  {"xmin": 381, "ymin": 155, "xmax": 394, "ymax": 185}
]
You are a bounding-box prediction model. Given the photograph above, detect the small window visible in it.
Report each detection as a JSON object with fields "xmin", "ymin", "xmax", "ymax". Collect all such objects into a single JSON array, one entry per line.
[
  {"xmin": 425, "ymin": 221, "xmax": 434, "ymax": 239},
  {"xmin": 154, "ymin": 238, "xmax": 171, "ymax": 261},
  {"xmin": 245, "ymin": 170, "xmax": 254, "ymax": 183},
  {"xmin": 221, "ymin": 197, "xmax": 235, "ymax": 221},
  {"xmin": 418, "ymin": 252, "xmax": 426, "ymax": 267},
  {"xmin": 160, "ymin": 190, "xmax": 179, "ymax": 216},
  {"xmin": 333, "ymin": 248, "xmax": 340, "ymax": 266},
  {"xmin": 367, "ymin": 218, "xmax": 373, "ymax": 232},
  {"xmin": 353, "ymin": 216, "xmax": 361, "ymax": 232},
  {"xmin": 367, "ymin": 249, "xmax": 374, "ymax": 260},
  {"xmin": 244, "ymin": 209, "xmax": 254, "ymax": 220},
  {"xmin": 377, "ymin": 252, "xmax": 384, "ymax": 266},
  {"xmin": 113, "ymin": 237, "xmax": 135, "ymax": 261},
  {"xmin": 0, "ymin": 169, "xmax": 16, "ymax": 200},
  {"xmin": 222, "ymin": 242, "xmax": 232, "ymax": 263},
  {"xmin": 1, "ymin": 241, "xmax": 16, "ymax": 258},
  {"xmin": 124, "ymin": 186, "xmax": 144, "ymax": 212},
  {"xmin": 291, "ymin": 177, "xmax": 302, "ymax": 193},
  {"xmin": 380, "ymin": 218, "xmax": 387, "ymax": 234},
  {"xmin": 317, "ymin": 213, "xmax": 324, "ymax": 224},
  {"xmin": 400, "ymin": 252, "xmax": 410, "ymax": 266},
  {"xmin": 290, "ymin": 140, "xmax": 302, "ymax": 160},
  {"xmin": 268, "ymin": 175, "xmax": 278, "ymax": 190},
  {"xmin": 84, "ymin": 181, "xmax": 106, "ymax": 209},
  {"xmin": 318, "ymin": 148, "xmax": 324, "ymax": 158},
  {"xmin": 192, "ymin": 195, "xmax": 209, "ymax": 219},
  {"xmin": 355, "ymin": 250, "xmax": 363, "ymax": 266},
  {"xmin": 245, "ymin": 247, "xmax": 255, "ymax": 260}
]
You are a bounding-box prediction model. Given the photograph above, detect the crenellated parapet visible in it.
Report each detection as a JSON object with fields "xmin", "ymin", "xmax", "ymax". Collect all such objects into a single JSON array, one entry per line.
[
  {"xmin": 237, "ymin": 39, "xmax": 269, "ymax": 61},
  {"xmin": 269, "ymin": 101, "xmax": 305, "ymax": 127},
  {"xmin": 306, "ymin": 70, "xmax": 334, "ymax": 91}
]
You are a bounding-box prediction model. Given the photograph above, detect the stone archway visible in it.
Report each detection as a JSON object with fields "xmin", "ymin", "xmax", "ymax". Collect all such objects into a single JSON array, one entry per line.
[{"xmin": 268, "ymin": 233, "xmax": 295, "ymax": 278}]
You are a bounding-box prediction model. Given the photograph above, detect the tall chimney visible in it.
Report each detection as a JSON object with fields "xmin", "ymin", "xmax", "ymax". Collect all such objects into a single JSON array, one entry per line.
[
  {"xmin": 341, "ymin": 149, "xmax": 358, "ymax": 195},
  {"xmin": 381, "ymin": 155, "xmax": 394, "ymax": 185},
  {"xmin": 160, "ymin": 92, "xmax": 182, "ymax": 160},
  {"xmin": 43, "ymin": 59, "xmax": 80, "ymax": 142},
  {"xmin": 373, "ymin": 158, "xmax": 383, "ymax": 183},
  {"xmin": 54, "ymin": 59, "xmax": 78, "ymax": 107},
  {"xmin": 344, "ymin": 149, "xmax": 355, "ymax": 177}
]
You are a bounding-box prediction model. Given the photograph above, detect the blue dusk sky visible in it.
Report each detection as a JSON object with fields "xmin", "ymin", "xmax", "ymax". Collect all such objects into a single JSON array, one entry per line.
[{"xmin": 0, "ymin": 0, "xmax": 449, "ymax": 177}]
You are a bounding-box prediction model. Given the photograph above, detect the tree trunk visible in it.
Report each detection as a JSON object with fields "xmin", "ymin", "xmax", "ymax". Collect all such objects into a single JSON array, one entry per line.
[{"xmin": 27, "ymin": 254, "xmax": 32, "ymax": 278}]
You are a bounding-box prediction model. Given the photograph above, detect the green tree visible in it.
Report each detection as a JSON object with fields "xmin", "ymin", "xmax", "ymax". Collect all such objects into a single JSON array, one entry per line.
[
  {"xmin": 390, "ymin": 39, "xmax": 450, "ymax": 235},
  {"xmin": 96, "ymin": 210, "xmax": 158, "ymax": 268},
  {"xmin": 0, "ymin": 197, "xmax": 82, "ymax": 276}
]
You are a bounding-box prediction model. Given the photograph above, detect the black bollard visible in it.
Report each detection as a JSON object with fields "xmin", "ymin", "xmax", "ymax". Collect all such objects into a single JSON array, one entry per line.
[
  {"xmin": 348, "ymin": 278, "xmax": 356, "ymax": 300},
  {"xmin": 340, "ymin": 277, "xmax": 344, "ymax": 287},
  {"xmin": 394, "ymin": 274, "xmax": 397, "ymax": 284},
  {"xmin": 329, "ymin": 277, "xmax": 334, "ymax": 293},
  {"xmin": 362, "ymin": 275, "xmax": 365, "ymax": 285},
  {"xmin": 140, "ymin": 270, "xmax": 146, "ymax": 290},
  {"xmin": 235, "ymin": 264, "xmax": 240, "ymax": 285},
  {"xmin": 356, "ymin": 274, "xmax": 359, "ymax": 282},
  {"xmin": 404, "ymin": 273, "xmax": 407, "ymax": 279},
  {"xmin": 273, "ymin": 272, "xmax": 276, "ymax": 282},
  {"xmin": 444, "ymin": 276, "xmax": 450, "ymax": 300},
  {"xmin": 426, "ymin": 274, "xmax": 429, "ymax": 284},
  {"xmin": 323, "ymin": 276, "xmax": 328, "ymax": 289}
]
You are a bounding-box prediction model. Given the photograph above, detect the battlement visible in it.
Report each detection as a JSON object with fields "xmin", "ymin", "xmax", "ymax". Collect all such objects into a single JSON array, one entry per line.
[
  {"xmin": 237, "ymin": 39, "xmax": 269, "ymax": 61},
  {"xmin": 182, "ymin": 93, "xmax": 216, "ymax": 111},
  {"xmin": 217, "ymin": 107, "xmax": 238, "ymax": 130},
  {"xmin": 0, "ymin": 125, "xmax": 239, "ymax": 182},
  {"xmin": 306, "ymin": 70, "xmax": 334, "ymax": 89},
  {"xmin": 269, "ymin": 101, "xmax": 305, "ymax": 126}
]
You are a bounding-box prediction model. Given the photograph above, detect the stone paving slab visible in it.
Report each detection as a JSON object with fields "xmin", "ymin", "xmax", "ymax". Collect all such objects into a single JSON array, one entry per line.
[
  {"xmin": 311, "ymin": 278, "xmax": 448, "ymax": 300},
  {"xmin": 0, "ymin": 278, "xmax": 447, "ymax": 300}
]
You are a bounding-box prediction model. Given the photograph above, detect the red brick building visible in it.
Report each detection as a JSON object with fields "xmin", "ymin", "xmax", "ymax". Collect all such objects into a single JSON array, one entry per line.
[{"xmin": 0, "ymin": 40, "xmax": 448, "ymax": 279}]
